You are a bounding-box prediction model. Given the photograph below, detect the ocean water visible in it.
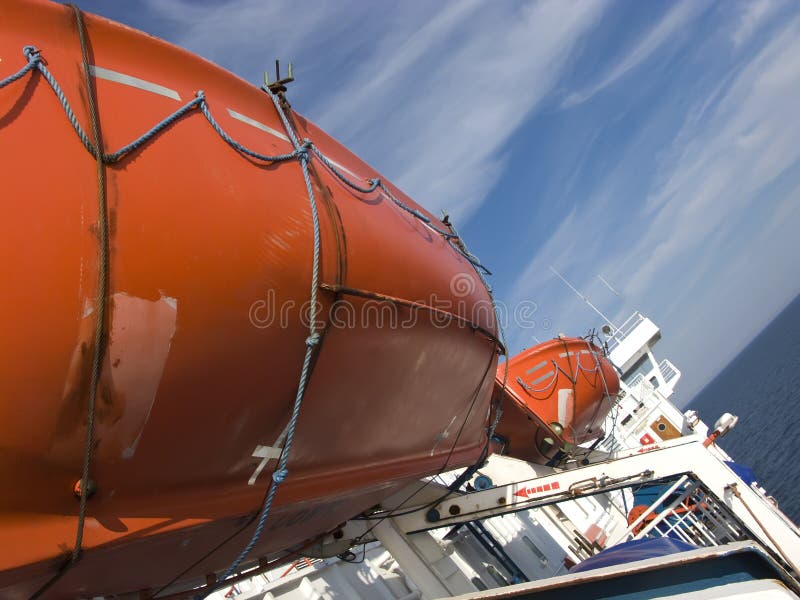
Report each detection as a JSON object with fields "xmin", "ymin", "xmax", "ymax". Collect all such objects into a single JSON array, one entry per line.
[{"xmin": 688, "ymin": 294, "xmax": 800, "ymax": 524}]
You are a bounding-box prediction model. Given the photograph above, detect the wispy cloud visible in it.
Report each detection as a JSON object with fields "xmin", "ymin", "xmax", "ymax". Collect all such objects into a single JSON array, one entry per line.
[
  {"xmin": 140, "ymin": 0, "xmax": 353, "ymax": 83},
  {"xmin": 509, "ymin": 13, "xmax": 800, "ymax": 400},
  {"xmin": 731, "ymin": 0, "xmax": 786, "ymax": 47},
  {"xmin": 82, "ymin": 0, "xmax": 800, "ymax": 402},
  {"xmin": 310, "ymin": 0, "xmax": 610, "ymax": 222},
  {"xmin": 140, "ymin": 0, "xmax": 608, "ymax": 222},
  {"xmin": 562, "ymin": 0, "xmax": 711, "ymax": 108}
]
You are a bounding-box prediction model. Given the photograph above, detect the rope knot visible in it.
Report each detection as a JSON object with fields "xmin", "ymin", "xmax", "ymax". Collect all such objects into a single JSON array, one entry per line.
[
  {"xmin": 195, "ymin": 89, "xmax": 206, "ymax": 101},
  {"xmin": 23, "ymin": 46, "xmax": 41, "ymax": 64},
  {"xmin": 272, "ymin": 468, "xmax": 289, "ymax": 483},
  {"xmin": 305, "ymin": 332, "xmax": 321, "ymax": 347}
]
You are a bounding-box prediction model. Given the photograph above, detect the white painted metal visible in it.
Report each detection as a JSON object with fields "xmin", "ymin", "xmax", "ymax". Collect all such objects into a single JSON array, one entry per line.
[
  {"xmin": 206, "ymin": 544, "xmax": 422, "ymax": 600},
  {"xmin": 382, "ymin": 440, "xmax": 800, "ymax": 569},
  {"xmin": 207, "ymin": 310, "xmax": 799, "ymax": 600},
  {"xmin": 372, "ymin": 519, "xmax": 475, "ymax": 600}
]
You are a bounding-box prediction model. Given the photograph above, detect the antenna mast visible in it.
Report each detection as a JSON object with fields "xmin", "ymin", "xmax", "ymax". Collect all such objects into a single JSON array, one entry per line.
[
  {"xmin": 549, "ymin": 266, "xmax": 618, "ymax": 333},
  {"xmin": 597, "ymin": 274, "xmax": 622, "ymax": 297}
]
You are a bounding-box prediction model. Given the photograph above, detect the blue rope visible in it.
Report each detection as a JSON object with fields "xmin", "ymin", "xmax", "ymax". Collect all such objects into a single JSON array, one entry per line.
[
  {"xmin": 199, "ymin": 94, "xmax": 300, "ymax": 163},
  {"xmin": 22, "ymin": 46, "xmax": 96, "ymax": 155},
  {"xmin": 444, "ymin": 217, "xmax": 492, "ymax": 275},
  {"xmin": 1, "ymin": 44, "xmax": 504, "ymax": 590},
  {"xmin": 103, "ymin": 94, "xmax": 204, "ymax": 164},
  {"xmin": 306, "ymin": 141, "xmax": 479, "ymax": 251},
  {"xmin": 0, "ymin": 47, "xmax": 39, "ymax": 89},
  {"xmin": 197, "ymin": 88, "xmax": 325, "ymax": 599},
  {"xmin": 309, "ymin": 144, "xmax": 380, "ymax": 194},
  {"xmin": 308, "ymin": 139, "xmax": 496, "ymax": 276},
  {"xmin": 3, "ymin": 45, "xmax": 486, "ymax": 273},
  {"xmin": 4, "ymin": 48, "xmax": 303, "ymax": 167},
  {"xmin": 303, "ymin": 140, "xmax": 493, "ymax": 277}
]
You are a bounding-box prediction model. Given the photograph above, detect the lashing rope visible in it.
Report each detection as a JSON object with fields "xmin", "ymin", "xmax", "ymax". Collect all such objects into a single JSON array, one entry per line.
[
  {"xmin": 196, "ymin": 86, "xmax": 325, "ymax": 599},
  {"xmin": 1, "ymin": 44, "xmax": 489, "ymax": 274},
  {"xmin": 69, "ymin": 3, "xmax": 107, "ymax": 564},
  {"xmin": 308, "ymin": 136, "xmax": 494, "ymax": 274},
  {"xmin": 1, "ymin": 38, "xmax": 505, "ymax": 596},
  {"xmin": 28, "ymin": 5, "xmax": 109, "ymax": 598},
  {"xmin": 516, "ymin": 347, "xmax": 608, "ymax": 396}
]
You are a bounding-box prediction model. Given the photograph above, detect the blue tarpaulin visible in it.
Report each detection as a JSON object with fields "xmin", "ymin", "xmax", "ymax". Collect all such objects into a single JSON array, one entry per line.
[
  {"xmin": 570, "ymin": 537, "xmax": 699, "ymax": 573},
  {"xmin": 725, "ymin": 461, "xmax": 757, "ymax": 486}
]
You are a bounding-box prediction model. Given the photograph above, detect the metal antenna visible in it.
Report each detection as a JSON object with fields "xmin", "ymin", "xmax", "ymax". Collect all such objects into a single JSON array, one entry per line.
[
  {"xmin": 598, "ymin": 274, "xmax": 622, "ymax": 297},
  {"xmin": 549, "ymin": 266, "xmax": 618, "ymax": 333}
]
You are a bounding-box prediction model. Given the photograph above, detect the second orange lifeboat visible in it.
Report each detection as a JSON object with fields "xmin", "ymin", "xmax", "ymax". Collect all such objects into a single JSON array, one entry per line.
[{"xmin": 493, "ymin": 336, "xmax": 620, "ymax": 464}]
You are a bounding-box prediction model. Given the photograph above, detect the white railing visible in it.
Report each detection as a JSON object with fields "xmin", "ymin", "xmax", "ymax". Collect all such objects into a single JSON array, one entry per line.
[
  {"xmin": 627, "ymin": 476, "xmax": 748, "ymax": 548},
  {"xmin": 606, "ymin": 312, "xmax": 645, "ymax": 352},
  {"xmin": 659, "ymin": 359, "xmax": 680, "ymax": 384}
]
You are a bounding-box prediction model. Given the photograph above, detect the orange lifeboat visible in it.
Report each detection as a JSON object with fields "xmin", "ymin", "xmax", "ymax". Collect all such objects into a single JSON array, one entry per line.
[
  {"xmin": 0, "ymin": 2, "xmax": 501, "ymax": 597},
  {"xmin": 492, "ymin": 337, "xmax": 620, "ymax": 464}
]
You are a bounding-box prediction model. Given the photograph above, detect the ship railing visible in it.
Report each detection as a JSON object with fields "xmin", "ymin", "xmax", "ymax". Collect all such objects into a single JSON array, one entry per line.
[
  {"xmin": 616, "ymin": 475, "xmax": 748, "ymax": 549},
  {"xmin": 605, "ymin": 312, "xmax": 645, "ymax": 352},
  {"xmin": 300, "ymin": 439, "xmax": 800, "ymax": 595},
  {"xmin": 659, "ymin": 359, "xmax": 681, "ymax": 385},
  {"xmin": 627, "ymin": 373, "xmax": 649, "ymax": 393}
]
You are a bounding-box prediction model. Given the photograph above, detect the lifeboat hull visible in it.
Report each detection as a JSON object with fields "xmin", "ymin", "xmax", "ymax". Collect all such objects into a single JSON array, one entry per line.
[
  {"xmin": 0, "ymin": 2, "xmax": 499, "ymax": 597},
  {"xmin": 493, "ymin": 337, "xmax": 619, "ymax": 464}
]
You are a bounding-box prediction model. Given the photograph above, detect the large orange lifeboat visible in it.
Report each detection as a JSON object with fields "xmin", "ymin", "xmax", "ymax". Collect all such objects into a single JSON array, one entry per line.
[
  {"xmin": 0, "ymin": 2, "xmax": 500, "ymax": 597},
  {"xmin": 493, "ymin": 337, "xmax": 620, "ymax": 464}
]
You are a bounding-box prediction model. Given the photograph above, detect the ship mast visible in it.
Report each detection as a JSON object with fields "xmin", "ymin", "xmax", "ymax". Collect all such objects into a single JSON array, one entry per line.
[{"xmin": 549, "ymin": 266, "xmax": 618, "ymax": 333}]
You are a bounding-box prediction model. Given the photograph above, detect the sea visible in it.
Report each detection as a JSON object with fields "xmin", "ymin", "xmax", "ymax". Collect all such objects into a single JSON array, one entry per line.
[{"xmin": 688, "ymin": 293, "xmax": 800, "ymax": 524}]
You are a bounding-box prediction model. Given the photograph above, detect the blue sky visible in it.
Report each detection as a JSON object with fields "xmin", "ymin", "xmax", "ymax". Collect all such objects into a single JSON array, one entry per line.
[{"xmin": 77, "ymin": 0, "xmax": 800, "ymax": 405}]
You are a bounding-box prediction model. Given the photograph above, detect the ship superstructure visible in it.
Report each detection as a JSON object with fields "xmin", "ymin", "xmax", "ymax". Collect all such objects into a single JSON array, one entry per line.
[{"xmin": 205, "ymin": 312, "xmax": 800, "ymax": 600}]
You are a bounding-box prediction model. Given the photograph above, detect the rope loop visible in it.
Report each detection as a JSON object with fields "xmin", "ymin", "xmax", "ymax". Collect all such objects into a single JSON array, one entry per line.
[
  {"xmin": 296, "ymin": 140, "xmax": 314, "ymax": 163},
  {"xmin": 0, "ymin": 48, "xmax": 38, "ymax": 90},
  {"xmin": 23, "ymin": 45, "xmax": 41, "ymax": 63},
  {"xmin": 2, "ymin": 43, "xmax": 489, "ymax": 274}
]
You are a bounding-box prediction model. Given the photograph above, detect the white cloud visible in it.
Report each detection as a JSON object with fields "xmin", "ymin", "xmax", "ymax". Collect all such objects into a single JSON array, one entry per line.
[
  {"xmin": 140, "ymin": 0, "xmax": 608, "ymax": 223},
  {"xmin": 311, "ymin": 0, "xmax": 610, "ymax": 222},
  {"xmin": 562, "ymin": 0, "xmax": 711, "ymax": 108},
  {"xmin": 141, "ymin": 0, "xmax": 347, "ymax": 80},
  {"xmin": 731, "ymin": 0, "xmax": 786, "ymax": 47},
  {"xmin": 508, "ymin": 14, "xmax": 800, "ymax": 401},
  {"xmin": 93, "ymin": 0, "xmax": 800, "ymax": 401},
  {"xmin": 628, "ymin": 16, "xmax": 800, "ymax": 293}
]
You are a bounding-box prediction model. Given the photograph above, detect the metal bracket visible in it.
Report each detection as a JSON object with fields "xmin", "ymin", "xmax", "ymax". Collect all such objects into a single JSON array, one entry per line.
[{"xmin": 264, "ymin": 60, "xmax": 294, "ymax": 94}]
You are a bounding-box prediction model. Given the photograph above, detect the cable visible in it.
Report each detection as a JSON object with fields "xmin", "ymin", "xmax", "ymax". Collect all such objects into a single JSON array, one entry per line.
[
  {"xmin": 196, "ymin": 85, "xmax": 325, "ymax": 600},
  {"xmin": 352, "ymin": 351, "xmax": 497, "ymax": 539},
  {"xmin": 29, "ymin": 6, "xmax": 109, "ymax": 598}
]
